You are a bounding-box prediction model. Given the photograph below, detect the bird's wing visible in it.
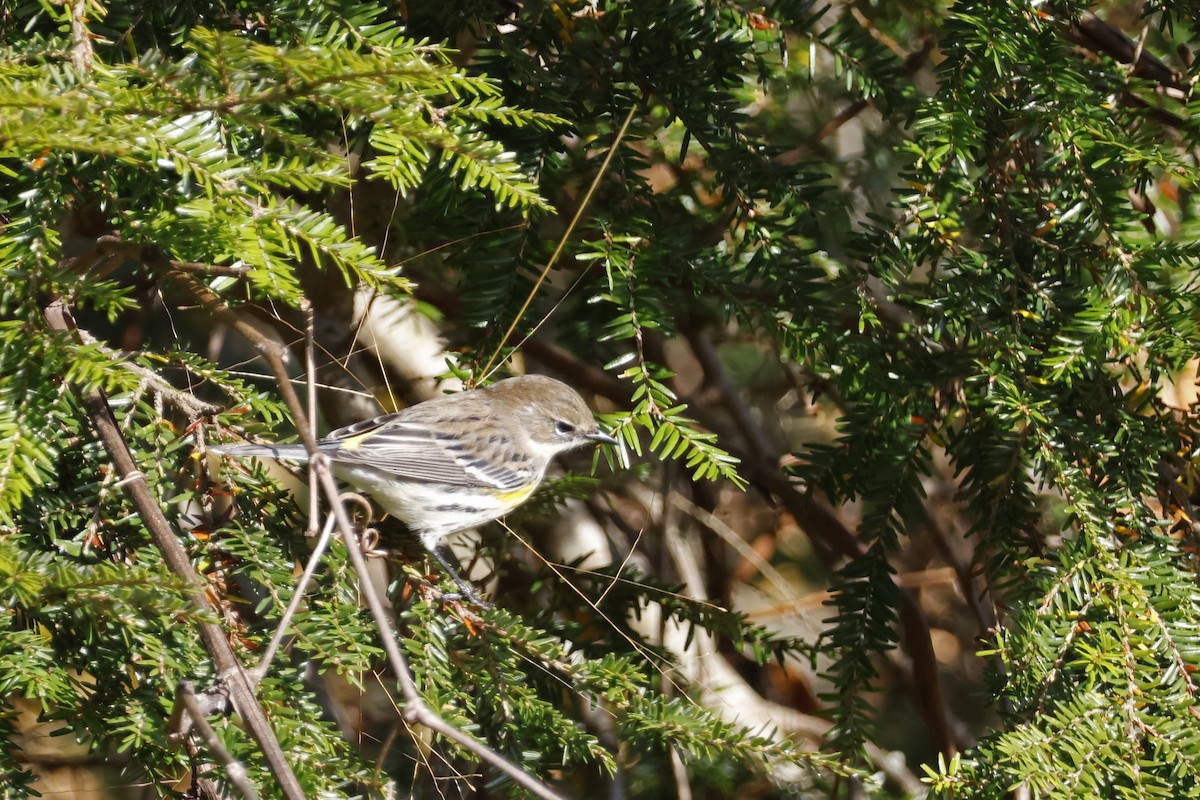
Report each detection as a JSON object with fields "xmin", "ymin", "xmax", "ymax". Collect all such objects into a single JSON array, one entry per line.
[{"xmin": 320, "ymin": 414, "xmax": 527, "ymax": 490}]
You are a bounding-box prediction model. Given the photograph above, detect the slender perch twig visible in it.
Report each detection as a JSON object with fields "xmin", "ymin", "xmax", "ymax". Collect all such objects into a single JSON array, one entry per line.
[
  {"xmin": 311, "ymin": 462, "xmax": 568, "ymax": 800},
  {"xmin": 42, "ymin": 296, "xmax": 308, "ymax": 800},
  {"xmin": 249, "ymin": 513, "xmax": 338, "ymax": 685},
  {"xmin": 64, "ymin": 236, "xmax": 319, "ymax": 455},
  {"xmin": 177, "ymin": 682, "xmax": 263, "ymax": 800},
  {"xmin": 71, "ymin": 326, "xmax": 222, "ymax": 418}
]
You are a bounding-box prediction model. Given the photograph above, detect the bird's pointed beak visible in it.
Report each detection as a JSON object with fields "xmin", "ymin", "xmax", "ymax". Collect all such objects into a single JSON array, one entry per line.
[{"xmin": 588, "ymin": 429, "xmax": 618, "ymax": 446}]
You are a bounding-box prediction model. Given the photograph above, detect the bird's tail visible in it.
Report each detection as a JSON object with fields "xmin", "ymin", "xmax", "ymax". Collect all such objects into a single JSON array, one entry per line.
[{"xmin": 209, "ymin": 443, "xmax": 310, "ymax": 461}]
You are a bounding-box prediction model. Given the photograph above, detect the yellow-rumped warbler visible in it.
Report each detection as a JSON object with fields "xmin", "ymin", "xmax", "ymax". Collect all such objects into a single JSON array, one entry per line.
[{"xmin": 211, "ymin": 374, "xmax": 615, "ymax": 599}]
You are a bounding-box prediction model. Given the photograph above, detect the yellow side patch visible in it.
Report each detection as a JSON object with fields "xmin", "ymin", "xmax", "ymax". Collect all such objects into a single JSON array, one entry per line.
[
  {"xmin": 337, "ymin": 432, "xmax": 374, "ymax": 450},
  {"xmin": 494, "ymin": 483, "xmax": 537, "ymax": 506}
]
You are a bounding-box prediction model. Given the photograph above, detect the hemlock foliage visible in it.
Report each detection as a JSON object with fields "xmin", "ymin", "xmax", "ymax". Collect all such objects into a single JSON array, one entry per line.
[{"xmin": 1, "ymin": 1, "xmax": 1199, "ymax": 798}]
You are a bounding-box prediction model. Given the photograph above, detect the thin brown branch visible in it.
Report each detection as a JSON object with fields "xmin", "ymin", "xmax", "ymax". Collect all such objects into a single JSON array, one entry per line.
[
  {"xmin": 920, "ymin": 507, "xmax": 997, "ymax": 640},
  {"xmin": 169, "ymin": 260, "xmax": 254, "ymax": 278},
  {"xmin": 774, "ymin": 100, "xmax": 869, "ymax": 168},
  {"xmin": 479, "ymin": 102, "xmax": 639, "ymax": 382},
  {"xmin": 42, "ymin": 296, "xmax": 308, "ymax": 800},
  {"xmin": 773, "ymin": 26, "xmax": 933, "ymax": 167},
  {"xmin": 75, "ymin": 236, "xmax": 318, "ymax": 454},
  {"xmin": 68, "ymin": 0, "xmax": 93, "ymax": 74},
  {"xmin": 686, "ymin": 327, "xmax": 775, "ymax": 466},
  {"xmin": 248, "ymin": 514, "xmax": 337, "ymax": 685},
  {"xmin": 166, "ymin": 272, "xmax": 320, "ymax": 454},
  {"xmin": 178, "ymin": 682, "xmax": 262, "ymax": 800},
  {"xmin": 1065, "ymin": 12, "xmax": 1190, "ymax": 131},
  {"xmin": 72, "ymin": 326, "xmax": 222, "ymax": 418},
  {"xmin": 311, "ymin": 462, "xmax": 569, "ymax": 800},
  {"xmin": 1069, "ymin": 12, "xmax": 1181, "ymax": 89},
  {"xmin": 302, "ymin": 299, "xmax": 321, "ymax": 535}
]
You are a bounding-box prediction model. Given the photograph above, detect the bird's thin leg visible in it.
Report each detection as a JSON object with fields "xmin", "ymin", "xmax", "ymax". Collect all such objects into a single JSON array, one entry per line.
[{"xmin": 429, "ymin": 544, "xmax": 493, "ymax": 609}]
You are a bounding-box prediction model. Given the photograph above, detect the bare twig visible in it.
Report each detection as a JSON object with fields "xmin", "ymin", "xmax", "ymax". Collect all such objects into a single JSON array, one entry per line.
[
  {"xmin": 178, "ymin": 682, "xmax": 262, "ymax": 800},
  {"xmin": 68, "ymin": 0, "xmax": 93, "ymax": 73},
  {"xmin": 772, "ymin": 19, "xmax": 933, "ymax": 168},
  {"xmin": 920, "ymin": 508, "xmax": 996, "ymax": 640},
  {"xmin": 72, "ymin": 326, "xmax": 222, "ymax": 418},
  {"xmin": 479, "ymin": 102, "xmax": 640, "ymax": 382},
  {"xmin": 42, "ymin": 297, "xmax": 308, "ymax": 800},
  {"xmin": 168, "ymin": 270, "xmax": 319, "ymax": 454},
  {"xmin": 311, "ymin": 462, "xmax": 568, "ymax": 800},
  {"xmin": 170, "ymin": 261, "xmax": 254, "ymax": 278},
  {"xmin": 1069, "ymin": 12, "xmax": 1180, "ymax": 89},
  {"xmin": 303, "ymin": 299, "xmax": 320, "ymax": 535},
  {"xmin": 686, "ymin": 328, "xmax": 775, "ymax": 465},
  {"xmin": 69, "ymin": 236, "xmax": 319, "ymax": 453},
  {"xmin": 1065, "ymin": 12, "xmax": 1189, "ymax": 130},
  {"xmin": 249, "ymin": 513, "xmax": 338, "ymax": 685},
  {"xmin": 667, "ymin": 491, "xmax": 799, "ymax": 606}
]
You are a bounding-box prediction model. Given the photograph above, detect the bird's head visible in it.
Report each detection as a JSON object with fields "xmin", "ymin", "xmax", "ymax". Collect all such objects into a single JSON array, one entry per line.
[{"xmin": 491, "ymin": 374, "xmax": 617, "ymax": 456}]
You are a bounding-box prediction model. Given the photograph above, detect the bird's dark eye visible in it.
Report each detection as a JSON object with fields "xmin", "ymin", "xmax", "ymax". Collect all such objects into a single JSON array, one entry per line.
[{"xmin": 554, "ymin": 420, "xmax": 576, "ymax": 436}]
